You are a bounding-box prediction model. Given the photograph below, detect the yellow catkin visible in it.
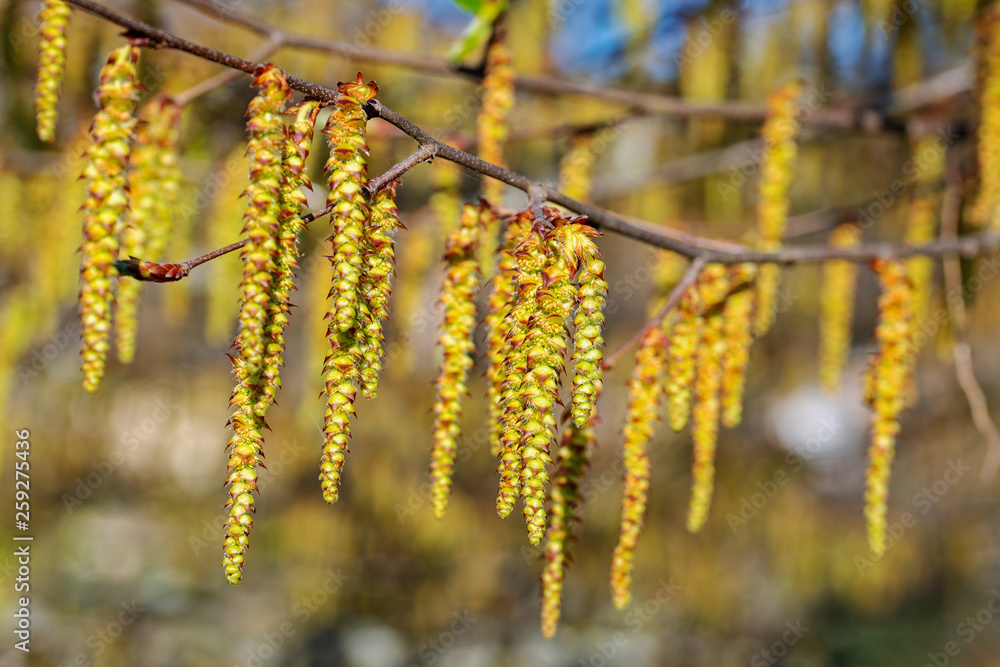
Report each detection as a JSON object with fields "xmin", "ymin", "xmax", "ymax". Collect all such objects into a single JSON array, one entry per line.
[
  {"xmin": 558, "ymin": 132, "xmax": 596, "ymax": 203},
  {"xmin": 320, "ymin": 74, "xmax": 379, "ymax": 504},
  {"xmin": 35, "ymin": 0, "xmax": 71, "ymax": 142},
  {"xmin": 611, "ymin": 327, "xmax": 667, "ymax": 609},
  {"xmin": 906, "ymin": 134, "xmax": 944, "ymax": 332},
  {"xmin": 972, "ymin": 8, "xmax": 1000, "ymax": 229},
  {"xmin": 476, "ymin": 36, "xmax": 515, "ymax": 276},
  {"xmin": 495, "ymin": 214, "xmax": 543, "ymax": 518},
  {"xmin": 863, "ymin": 260, "xmax": 914, "ymax": 556},
  {"xmin": 359, "ymin": 180, "xmax": 403, "ymax": 399},
  {"xmin": 78, "ymin": 44, "xmax": 140, "ymax": 393},
  {"xmin": 719, "ymin": 263, "xmax": 757, "ymax": 428},
  {"xmin": 222, "ymin": 64, "xmax": 290, "ymax": 586},
  {"xmin": 541, "ymin": 409, "xmax": 594, "ymax": 638},
  {"xmin": 687, "ymin": 304, "xmax": 727, "ymax": 533},
  {"xmin": 485, "ymin": 208, "xmax": 529, "ymax": 458},
  {"xmin": 754, "ymin": 80, "xmax": 802, "ymax": 336},
  {"xmin": 666, "ymin": 285, "xmax": 702, "ymax": 432},
  {"xmin": 429, "ymin": 203, "xmax": 480, "ymax": 519},
  {"xmin": 116, "ymin": 96, "xmax": 182, "ymax": 363},
  {"xmin": 818, "ymin": 224, "xmax": 861, "ymax": 393}
]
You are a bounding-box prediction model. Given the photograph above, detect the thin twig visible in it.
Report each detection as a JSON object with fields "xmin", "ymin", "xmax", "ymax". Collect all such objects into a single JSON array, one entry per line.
[
  {"xmin": 940, "ymin": 162, "xmax": 1000, "ymax": 482},
  {"xmin": 601, "ymin": 257, "xmax": 707, "ymax": 371},
  {"xmin": 171, "ymin": 0, "xmax": 968, "ymax": 132},
  {"xmin": 172, "ymin": 37, "xmax": 283, "ymax": 106}
]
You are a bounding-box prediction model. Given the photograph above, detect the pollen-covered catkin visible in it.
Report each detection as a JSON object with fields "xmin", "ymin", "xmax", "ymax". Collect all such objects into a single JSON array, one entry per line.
[
  {"xmin": 116, "ymin": 96, "xmax": 182, "ymax": 364},
  {"xmin": 222, "ymin": 356, "xmax": 266, "ymax": 585},
  {"xmin": 255, "ymin": 99, "xmax": 320, "ymax": 417},
  {"xmin": 323, "ymin": 73, "xmax": 378, "ymax": 334},
  {"xmin": 476, "ymin": 36, "xmax": 515, "ymax": 276},
  {"xmin": 486, "ymin": 208, "xmax": 528, "ymax": 457},
  {"xmin": 666, "ymin": 283, "xmax": 702, "ymax": 432},
  {"xmin": 496, "ymin": 219, "xmax": 545, "ymax": 519},
  {"xmin": 359, "ymin": 180, "xmax": 403, "ymax": 400},
  {"xmin": 819, "ymin": 224, "xmax": 860, "ymax": 393},
  {"xmin": 541, "ymin": 413, "xmax": 594, "ymax": 638},
  {"xmin": 517, "ymin": 221, "xmax": 579, "ymax": 544},
  {"xmin": 719, "ymin": 263, "xmax": 757, "ymax": 428},
  {"xmin": 611, "ymin": 326, "xmax": 667, "ymax": 609},
  {"xmin": 429, "ymin": 203, "xmax": 480, "ymax": 519},
  {"xmin": 754, "ymin": 80, "xmax": 802, "ymax": 336},
  {"xmin": 320, "ymin": 74, "xmax": 379, "ymax": 504},
  {"xmin": 566, "ymin": 225, "xmax": 608, "ymax": 428},
  {"xmin": 687, "ymin": 304, "xmax": 727, "ymax": 533},
  {"xmin": 863, "ymin": 260, "xmax": 914, "ymax": 556},
  {"xmin": 234, "ymin": 64, "xmax": 290, "ymax": 378},
  {"xmin": 78, "ymin": 44, "xmax": 140, "ymax": 393},
  {"xmin": 221, "ymin": 65, "xmax": 291, "ymax": 584},
  {"xmin": 35, "ymin": 0, "xmax": 71, "ymax": 142}
]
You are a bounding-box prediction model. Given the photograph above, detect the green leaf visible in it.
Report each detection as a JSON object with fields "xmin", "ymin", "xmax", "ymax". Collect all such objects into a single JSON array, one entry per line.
[
  {"xmin": 450, "ymin": 0, "xmax": 485, "ymax": 13},
  {"xmin": 446, "ymin": 0, "xmax": 508, "ymax": 64}
]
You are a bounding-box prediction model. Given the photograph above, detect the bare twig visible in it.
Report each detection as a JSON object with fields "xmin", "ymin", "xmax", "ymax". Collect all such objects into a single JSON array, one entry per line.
[
  {"xmin": 601, "ymin": 257, "xmax": 707, "ymax": 371},
  {"xmin": 172, "ymin": 37, "xmax": 283, "ymax": 106},
  {"xmin": 940, "ymin": 163, "xmax": 1000, "ymax": 481}
]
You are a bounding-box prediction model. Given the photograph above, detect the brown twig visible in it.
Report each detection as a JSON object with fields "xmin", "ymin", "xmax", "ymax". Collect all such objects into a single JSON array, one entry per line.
[
  {"xmin": 940, "ymin": 161, "xmax": 1000, "ymax": 482},
  {"xmin": 172, "ymin": 37, "xmax": 283, "ymax": 106},
  {"xmin": 601, "ymin": 257, "xmax": 707, "ymax": 371}
]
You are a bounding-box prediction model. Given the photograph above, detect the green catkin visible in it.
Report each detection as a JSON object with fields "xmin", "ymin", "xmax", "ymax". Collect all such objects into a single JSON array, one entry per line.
[
  {"xmin": 485, "ymin": 207, "xmax": 528, "ymax": 458},
  {"xmin": 496, "ymin": 218, "xmax": 546, "ymax": 519},
  {"xmin": 35, "ymin": 0, "xmax": 71, "ymax": 142},
  {"xmin": 320, "ymin": 74, "xmax": 379, "ymax": 504},
  {"xmin": 517, "ymin": 219, "xmax": 579, "ymax": 544},
  {"xmin": 541, "ymin": 409, "xmax": 595, "ymax": 638},
  {"xmin": 719, "ymin": 263, "xmax": 757, "ymax": 428},
  {"xmin": 754, "ymin": 80, "xmax": 802, "ymax": 336},
  {"xmin": 429, "ymin": 203, "xmax": 481, "ymax": 518},
  {"xmin": 222, "ymin": 64, "xmax": 290, "ymax": 585},
  {"xmin": 255, "ymin": 99, "xmax": 321, "ymax": 417},
  {"xmin": 116, "ymin": 96, "xmax": 183, "ymax": 363},
  {"xmin": 818, "ymin": 224, "xmax": 861, "ymax": 393},
  {"xmin": 78, "ymin": 44, "xmax": 140, "ymax": 393},
  {"xmin": 359, "ymin": 180, "xmax": 403, "ymax": 399},
  {"xmin": 567, "ymin": 225, "xmax": 608, "ymax": 428},
  {"xmin": 610, "ymin": 326, "xmax": 668, "ymax": 609},
  {"xmin": 863, "ymin": 260, "xmax": 914, "ymax": 556}
]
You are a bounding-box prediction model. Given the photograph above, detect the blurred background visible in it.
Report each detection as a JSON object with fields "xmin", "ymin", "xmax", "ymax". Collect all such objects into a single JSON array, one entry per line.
[{"xmin": 2, "ymin": 0, "xmax": 1000, "ymax": 665}]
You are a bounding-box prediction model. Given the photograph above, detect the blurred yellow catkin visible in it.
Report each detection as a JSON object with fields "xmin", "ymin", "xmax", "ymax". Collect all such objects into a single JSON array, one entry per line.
[{"xmin": 818, "ymin": 224, "xmax": 861, "ymax": 393}]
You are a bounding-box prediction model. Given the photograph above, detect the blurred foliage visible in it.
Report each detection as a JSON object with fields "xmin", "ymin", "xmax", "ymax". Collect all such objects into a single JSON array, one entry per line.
[{"xmin": 1, "ymin": 0, "xmax": 1000, "ymax": 666}]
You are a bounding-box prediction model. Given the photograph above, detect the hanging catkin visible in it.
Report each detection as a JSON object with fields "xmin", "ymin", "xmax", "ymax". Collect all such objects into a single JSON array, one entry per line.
[{"xmin": 78, "ymin": 44, "xmax": 140, "ymax": 393}]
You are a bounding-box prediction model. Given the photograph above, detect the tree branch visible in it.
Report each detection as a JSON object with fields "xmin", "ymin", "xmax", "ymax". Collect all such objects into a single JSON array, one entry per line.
[{"xmin": 66, "ymin": 0, "xmax": 1000, "ymax": 278}]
